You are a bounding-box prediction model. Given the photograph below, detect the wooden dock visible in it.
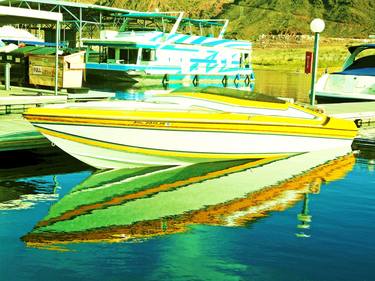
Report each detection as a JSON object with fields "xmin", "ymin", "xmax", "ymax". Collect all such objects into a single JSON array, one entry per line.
[
  {"xmin": 0, "ymin": 87, "xmax": 65, "ymax": 151},
  {"xmin": 321, "ymin": 102, "xmax": 375, "ymax": 125},
  {"xmin": 321, "ymin": 102, "xmax": 375, "ymax": 143},
  {"xmin": 0, "ymin": 94, "xmax": 67, "ymax": 114},
  {"xmin": 0, "ymin": 85, "xmax": 116, "ymax": 151},
  {"xmin": 0, "ymin": 114, "xmax": 50, "ymax": 151}
]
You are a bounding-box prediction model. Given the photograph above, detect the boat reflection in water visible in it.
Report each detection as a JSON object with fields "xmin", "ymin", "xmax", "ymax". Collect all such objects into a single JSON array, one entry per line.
[{"xmin": 22, "ymin": 147, "xmax": 355, "ymax": 248}]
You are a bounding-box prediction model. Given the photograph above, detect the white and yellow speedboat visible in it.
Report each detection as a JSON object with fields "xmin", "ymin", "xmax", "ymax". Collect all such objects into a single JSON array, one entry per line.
[{"xmin": 24, "ymin": 87, "xmax": 358, "ymax": 169}]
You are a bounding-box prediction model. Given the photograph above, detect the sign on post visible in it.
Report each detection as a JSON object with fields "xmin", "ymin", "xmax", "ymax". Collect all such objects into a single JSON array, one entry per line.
[{"xmin": 305, "ymin": 51, "xmax": 313, "ymax": 74}]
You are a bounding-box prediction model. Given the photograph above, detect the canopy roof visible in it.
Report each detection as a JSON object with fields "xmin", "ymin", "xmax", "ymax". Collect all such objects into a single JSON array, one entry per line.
[
  {"xmin": 0, "ymin": 0, "xmax": 133, "ymax": 24},
  {"xmin": 122, "ymin": 12, "xmax": 226, "ymax": 27},
  {"xmin": 0, "ymin": 0, "xmax": 133, "ymax": 14},
  {"xmin": 0, "ymin": 5, "xmax": 62, "ymax": 24}
]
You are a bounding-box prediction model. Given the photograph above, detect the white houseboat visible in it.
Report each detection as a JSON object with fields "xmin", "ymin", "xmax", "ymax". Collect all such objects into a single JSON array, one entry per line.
[{"xmin": 83, "ymin": 12, "xmax": 254, "ymax": 86}]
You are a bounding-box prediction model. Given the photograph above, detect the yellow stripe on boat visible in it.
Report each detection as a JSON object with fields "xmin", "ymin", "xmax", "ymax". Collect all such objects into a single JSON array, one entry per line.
[
  {"xmin": 25, "ymin": 111, "xmax": 357, "ymax": 140},
  {"xmin": 37, "ymin": 127, "xmax": 295, "ymax": 160}
]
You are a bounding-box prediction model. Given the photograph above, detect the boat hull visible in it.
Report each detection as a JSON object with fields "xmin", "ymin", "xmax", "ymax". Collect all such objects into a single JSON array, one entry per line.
[
  {"xmin": 85, "ymin": 69, "xmax": 139, "ymax": 84},
  {"xmin": 33, "ymin": 122, "xmax": 354, "ymax": 169},
  {"xmin": 316, "ymin": 90, "xmax": 375, "ymax": 103},
  {"xmin": 315, "ymin": 73, "xmax": 375, "ymax": 103},
  {"xmin": 85, "ymin": 67, "xmax": 254, "ymax": 87}
]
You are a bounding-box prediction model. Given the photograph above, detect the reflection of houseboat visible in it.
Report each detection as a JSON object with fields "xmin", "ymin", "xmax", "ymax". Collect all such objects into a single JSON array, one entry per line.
[
  {"xmin": 24, "ymin": 87, "xmax": 358, "ymax": 169},
  {"xmin": 22, "ymin": 147, "xmax": 355, "ymax": 247},
  {"xmin": 315, "ymin": 44, "xmax": 375, "ymax": 103},
  {"xmin": 83, "ymin": 12, "xmax": 254, "ymax": 85}
]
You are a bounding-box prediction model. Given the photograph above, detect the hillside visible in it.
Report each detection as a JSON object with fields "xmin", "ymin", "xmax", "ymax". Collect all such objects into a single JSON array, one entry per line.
[{"xmin": 81, "ymin": 0, "xmax": 375, "ymax": 39}]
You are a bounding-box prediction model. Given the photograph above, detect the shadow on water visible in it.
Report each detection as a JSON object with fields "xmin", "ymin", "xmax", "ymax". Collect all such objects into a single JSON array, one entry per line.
[
  {"xmin": 20, "ymin": 147, "xmax": 356, "ymax": 249},
  {"xmin": 0, "ymin": 147, "xmax": 93, "ymax": 209},
  {"xmin": 0, "ymin": 147, "xmax": 92, "ymax": 180}
]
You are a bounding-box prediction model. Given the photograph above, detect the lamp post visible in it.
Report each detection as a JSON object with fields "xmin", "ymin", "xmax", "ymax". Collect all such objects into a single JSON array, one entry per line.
[{"xmin": 309, "ymin": 18, "xmax": 325, "ymax": 106}]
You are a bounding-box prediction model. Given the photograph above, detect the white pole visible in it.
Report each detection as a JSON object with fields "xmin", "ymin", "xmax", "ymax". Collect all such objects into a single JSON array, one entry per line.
[
  {"xmin": 309, "ymin": 18, "xmax": 325, "ymax": 106},
  {"xmin": 79, "ymin": 7, "xmax": 82, "ymax": 48},
  {"xmin": 55, "ymin": 20, "xmax": 60, "ymax": 95}
]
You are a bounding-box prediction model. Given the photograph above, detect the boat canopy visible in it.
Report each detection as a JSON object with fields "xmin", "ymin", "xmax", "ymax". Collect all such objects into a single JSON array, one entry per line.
[
  {"xmin": 116, "ymin": 11, "xmax": 229, "ymax": 38},
  {"xmin": 119, "ymin": 12, "xmax": 226, "ymax": 27}
]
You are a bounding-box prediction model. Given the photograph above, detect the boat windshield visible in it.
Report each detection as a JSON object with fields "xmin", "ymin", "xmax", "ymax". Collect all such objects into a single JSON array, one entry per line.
[
  {"xmin": 346, "ymin": 54, "xmax": 375, "ymax": 70},
  {"xmin": 171, "ymin": 86, "xmax": 286, "ymax": 104},
  {"xmin": 343, "ymin": 45, "xmax": 375, "ymax": 71}
]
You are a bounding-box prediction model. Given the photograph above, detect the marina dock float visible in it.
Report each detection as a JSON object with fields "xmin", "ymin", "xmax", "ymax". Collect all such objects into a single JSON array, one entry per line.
[
  {"xmin": 0, "ymin": 86, "xmax": 116, "ymax": 113},
  {"xmin": 0, "ymin": 114, "xmax": 50, "ymax": 151},
  {"xmin": 0, "ymin": 86, "xmax": 115, "ymax": 151},
  {"xmin": 320, "ymin": 102, "xmax": 375, "ymax": 124},
  {"xmin": 320, "ymin": 102, "xmax": 375, "ymax": 142},
  {"xmin": 0, "ymin": 93, "xmax": 67, "ymax": 114},
  {"xmin": 67, "ymin": 90, "xmax": 116, "ymax": 101}
]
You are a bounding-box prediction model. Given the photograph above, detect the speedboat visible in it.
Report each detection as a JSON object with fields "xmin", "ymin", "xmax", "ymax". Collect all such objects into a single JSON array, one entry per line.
[
  {"xmin": 315, "ymin": 43, "xmax": 375, "ymax": 103},
  {"xmin": 23, "ymin": 87, "xmax": 358, "ymax": 169}
]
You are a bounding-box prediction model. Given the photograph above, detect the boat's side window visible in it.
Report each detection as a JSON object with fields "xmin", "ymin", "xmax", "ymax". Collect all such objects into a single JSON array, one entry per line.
[
  {"xmin": 98, "ymin": 47, "xmax": 107, "ymax": 63},
  {"xmin": 240, "ymin": 53, "xmax": 250, "ymax": 68},
  {"xmin": 142, "ymin": 49, "xmax": 156, "ymax": 61},
  {"xmin": 107, "ymin": 48, "xmax": 115, "ymax": 62},
  {"xmin": 244, "ymin": 53, "xmax": 250, "ymax": 68},
  {"xmin": 120, "ymin": 48, "xmax": 138, "ymax": 64}
]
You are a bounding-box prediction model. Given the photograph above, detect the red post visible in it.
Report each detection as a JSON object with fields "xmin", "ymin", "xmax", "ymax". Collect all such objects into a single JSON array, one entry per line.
[{"xmin": 305, "ymin": 51, "xmax": 313, "ymax": 74}]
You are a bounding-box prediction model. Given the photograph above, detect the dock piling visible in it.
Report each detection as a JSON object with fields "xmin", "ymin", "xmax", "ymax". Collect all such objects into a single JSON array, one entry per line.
[{"xmin": 5, "ymin": 63, "xmax": 11, "ymax": 91}]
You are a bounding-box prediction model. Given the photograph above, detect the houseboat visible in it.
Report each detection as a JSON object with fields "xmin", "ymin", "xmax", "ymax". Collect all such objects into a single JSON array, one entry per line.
[{"xmin": 83, "ymin": 12, "xmax": 254, "ymax": 86}]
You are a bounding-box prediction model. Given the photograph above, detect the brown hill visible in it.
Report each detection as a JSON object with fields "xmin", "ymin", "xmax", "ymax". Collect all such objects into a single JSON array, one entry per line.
[{"xmin": 77, "ymin": 0, "xmax": 375, "ymax": 39}]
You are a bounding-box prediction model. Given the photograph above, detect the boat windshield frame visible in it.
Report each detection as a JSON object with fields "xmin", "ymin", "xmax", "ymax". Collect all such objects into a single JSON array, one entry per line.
[{"xmin": 343, "ymin": 44, "xmax": 375, "ymax": 71}]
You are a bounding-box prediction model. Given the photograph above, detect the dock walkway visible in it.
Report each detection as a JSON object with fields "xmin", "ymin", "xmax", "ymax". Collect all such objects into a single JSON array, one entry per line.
[
  {"xmin": 0, "ymin": 86, "xmax": 116, "ymax": 114},
  {"xmin": 321, "ymin": 102, "xmax": 375, "ymax": 124},
  {"xmin": 0, "ymin": 85, "xmax": 116, "ymax": 151},
  {"xmin": 0, "ymin": 114, "xmax": 50, "ymax": 151},
  {"xmin": 321, "ymin": 102, "xmax": 375, "ymax": 142}
]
